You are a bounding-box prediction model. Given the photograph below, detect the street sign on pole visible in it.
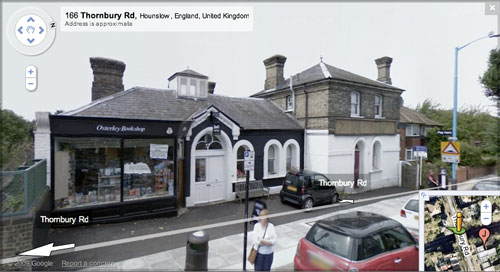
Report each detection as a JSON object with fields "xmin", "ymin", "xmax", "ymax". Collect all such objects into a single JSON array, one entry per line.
[
  {"xmin": 413, "ymin": 146, "xmax": 428, "ymax": 158},
  {"xmin": 437, "ymin": 130, "xmax": 453, "ymax": 136},
  {"xmin": 441, "ymin": 141, "xmax": 460, "ymax": 163},
  {"xmin": 244, "ymin": 151, "xmax": 255, "ymax": 171}
]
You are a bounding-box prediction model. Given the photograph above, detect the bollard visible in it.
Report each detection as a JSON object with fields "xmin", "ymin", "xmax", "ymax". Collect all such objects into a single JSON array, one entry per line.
[
  {"xmin": 185, "ymin": 230, "xmax": 209, "ymax": 271},
  {"xmin": 439, "ymin": 168, "xmax": 448, "ymax": 190}
]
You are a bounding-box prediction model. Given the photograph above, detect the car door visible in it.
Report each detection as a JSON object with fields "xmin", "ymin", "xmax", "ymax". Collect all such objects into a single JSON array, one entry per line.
[
  {"xmin": 378, "ymin": 227, "xmax": 418, "ymax": 271},
  {"xmin": 311, "ymin": 175, "xmax": 328, "ymax": 201}
]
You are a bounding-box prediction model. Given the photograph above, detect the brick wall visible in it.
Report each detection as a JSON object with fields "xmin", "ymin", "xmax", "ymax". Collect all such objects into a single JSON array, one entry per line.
[
  {"xmin": 266, "ymin": 79, "xmax": 402, "ymax": 133},
  {"xmin": 0, "ymin": 187, "xmax": 50, "ymax": 260}
]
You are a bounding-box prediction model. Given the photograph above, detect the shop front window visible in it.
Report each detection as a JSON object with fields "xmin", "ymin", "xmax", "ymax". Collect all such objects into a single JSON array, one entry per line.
[
  {"xmin": 123, "ymin": 139, "xmax": 175, "ymax": 201},
  {"xmin": 54, "ymin": 137, "xmax": 121, "ymax": 209}
]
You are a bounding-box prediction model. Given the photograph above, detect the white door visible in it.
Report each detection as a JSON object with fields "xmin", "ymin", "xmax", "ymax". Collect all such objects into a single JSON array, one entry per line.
[
  {"xmin": 194, "ymin": 155, "xmax": 225, "ymax": 204},
  {"xmin": 207, "ymin": 155, "xmax": 224, "ymax": 202}
]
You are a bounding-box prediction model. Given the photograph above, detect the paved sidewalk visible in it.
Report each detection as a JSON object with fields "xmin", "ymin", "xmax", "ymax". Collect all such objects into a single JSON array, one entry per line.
[{"xmin": 86, "ymin": 192, "xmax": 417, "ymax": 271}]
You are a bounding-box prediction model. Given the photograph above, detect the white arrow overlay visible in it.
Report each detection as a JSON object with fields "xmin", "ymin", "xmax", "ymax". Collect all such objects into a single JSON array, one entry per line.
[
  {"xmin": 19, "ymin": 243, "xmax": 75, "ymax": 257},
  {"xmin": 339, "ymin": 199, "xmax": 354, "ymax": 204}
]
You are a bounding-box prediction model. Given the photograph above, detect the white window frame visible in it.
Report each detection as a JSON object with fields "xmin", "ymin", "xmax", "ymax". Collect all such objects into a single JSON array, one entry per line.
[
  {"xmin": 405, "ymin": 147, "xmax": 414, "ymax": 161},
  {"xmin": 372, "ymin": 141, "xmax": 382, "ymax": 170},
  {"xmin": 268, "ymin": 145, "xmax": 277, "ymax": 175},
  {"xmin": 406, "ymin": 124, "xmax": 420, "ymax": 137},
  {"xmin": 283, "ymin": 139, "xmax": 300, "ymax": 173},
  {"xmin": 263, "ymin": 139, "xmax": 284, "ymax": 179},
  {"xmin": 177, "ymin": 76, "xmax": 208, "ymax": 98},
  {"xmin": 351, "ymin": 91, "xmax": 360, "ymax": 117},
  {"xmin": 285, "ymin": 95, "xmax": 293, "ymax": 112},
  {"xmin": 233, "ymin": 140, "xmax": 255, "ymax": 182},
  {"xmin": 374, "ymin": 95, "xmax": 382, "ymax": 118},
  {"xmin": 236, "ymin": 145, "xmax": 249, "ymax": 181}
]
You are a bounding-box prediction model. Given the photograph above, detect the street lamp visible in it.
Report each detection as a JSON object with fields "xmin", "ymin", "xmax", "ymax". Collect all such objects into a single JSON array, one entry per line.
[{"xmin": 450, "ymin": 31, "xmax": 500, "ymax": 190}]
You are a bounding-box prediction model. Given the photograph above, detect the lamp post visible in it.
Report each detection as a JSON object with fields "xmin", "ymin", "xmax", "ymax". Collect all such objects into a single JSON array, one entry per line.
[{"xmin": 450, "ymin": 32, "xmax": 500, "ymax": 190}]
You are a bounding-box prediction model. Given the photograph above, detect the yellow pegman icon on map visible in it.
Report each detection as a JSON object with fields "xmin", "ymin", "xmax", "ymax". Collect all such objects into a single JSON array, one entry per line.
[{"xmin": 457, "ymin": 212, "xmax": 462, "ymax": 232}]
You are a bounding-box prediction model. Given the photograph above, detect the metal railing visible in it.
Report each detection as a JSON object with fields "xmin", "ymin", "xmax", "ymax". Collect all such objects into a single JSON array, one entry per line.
[{"xmin": 1, "ymin": 159, "xmax": 47, "ymax": 217}]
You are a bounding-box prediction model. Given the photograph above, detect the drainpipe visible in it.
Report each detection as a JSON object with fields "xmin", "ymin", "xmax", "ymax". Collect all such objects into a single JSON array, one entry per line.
[
  {"xmin": 304, "ymin": 84, "xmax": 309, "ymax": 128},
  {"xmin": 289, "ymin": 75, "xmax": 295, "ymax": 113},
  {"xmin": 302, "ymin": 83, "xmax": 310, "ymax": 169}
]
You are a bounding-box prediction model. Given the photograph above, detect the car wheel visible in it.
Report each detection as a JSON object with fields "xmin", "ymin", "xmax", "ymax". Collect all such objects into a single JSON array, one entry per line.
[
  {"xmin": 330, "ymin": 193, "xmax": 339, "ymax": 204},
  {"xmin": 302, "ymin": 198, "xmax": 313, "ymax": 211}
]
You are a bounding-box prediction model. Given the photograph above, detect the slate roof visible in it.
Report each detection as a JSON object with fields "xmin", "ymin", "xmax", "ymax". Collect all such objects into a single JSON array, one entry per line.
[
  {"xmin": 62, "ymin": 87, "xmax": 303, "ymax": 130},
  {"xmin": 252, "ymin": 61, "xmax": 403, "ymax": 97},
  {"xmin": 168, "ymin": 69, "xmax": 208, "ymax": 81},
  {"xmin": 400, "ymin": 107, "xmax": 443, "ymax": 126}
]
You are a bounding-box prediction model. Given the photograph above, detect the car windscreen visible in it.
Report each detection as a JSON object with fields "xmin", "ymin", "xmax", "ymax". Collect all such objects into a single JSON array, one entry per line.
[
  {"xmin": 285, "ymin": 173, "xmax": 305, "ymax": 187},
  {"xmin": 305, "ymin": 223, "xmax": 353, "ymax": 259},
  {"xmin": 404, "ymin": 199, "xmax": 419, "ymax": 212}
]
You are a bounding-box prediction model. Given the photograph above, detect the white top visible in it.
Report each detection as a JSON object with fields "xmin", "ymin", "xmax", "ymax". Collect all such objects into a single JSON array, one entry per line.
[{"xmin": 252, "ymin": 222, "xmax": 276, "ymax": 255}]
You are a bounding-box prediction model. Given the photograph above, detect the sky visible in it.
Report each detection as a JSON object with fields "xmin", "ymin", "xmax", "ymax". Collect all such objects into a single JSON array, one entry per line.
[{"xmin": 2, "ymin": 2, "xmax": 499, "ymax": 121}]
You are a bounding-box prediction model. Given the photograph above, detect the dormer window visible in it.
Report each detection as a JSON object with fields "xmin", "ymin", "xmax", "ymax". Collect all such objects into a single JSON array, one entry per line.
[{"xmin": 168, "ymin": 68, "xmax": 209, "ymax": 99}]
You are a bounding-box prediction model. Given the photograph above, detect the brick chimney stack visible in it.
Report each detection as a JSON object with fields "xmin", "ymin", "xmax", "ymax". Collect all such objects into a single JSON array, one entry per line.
[
  {"xmin": 90, "ymin": 57, "xmax": 126, "ymax": 101},
  {"xmin": 263, "ymin": 55, "xmax": 287, "ymax": 90},
  {"xmin": 375, "ymin": 56, "xmax": 392, "ymax": 85}
]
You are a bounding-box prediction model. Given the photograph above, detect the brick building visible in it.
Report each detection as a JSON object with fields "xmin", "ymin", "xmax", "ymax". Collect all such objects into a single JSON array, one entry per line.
[
  {"xmin": 399, "ymin": 107, "xmax": 443, "ymax": 160},
  {"xmin": 252, "ymin": 55, "xmax": 405, "ymax": 192}
]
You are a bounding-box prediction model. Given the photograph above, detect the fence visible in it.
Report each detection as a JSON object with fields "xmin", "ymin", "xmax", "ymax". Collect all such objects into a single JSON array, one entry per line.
[{"xmin": 1, "ymin": 159, "xmax": 47, "ymax": 217}]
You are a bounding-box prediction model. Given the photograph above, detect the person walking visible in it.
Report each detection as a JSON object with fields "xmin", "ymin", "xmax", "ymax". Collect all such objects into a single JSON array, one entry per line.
[{"xmin": 252, "ymin": 209, "xmax": 276, "ymax": 271}]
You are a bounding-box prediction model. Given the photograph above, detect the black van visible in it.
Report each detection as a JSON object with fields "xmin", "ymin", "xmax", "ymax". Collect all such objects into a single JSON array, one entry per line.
[{"xmin": 279, "ymin": 170, "xmax": 339, "ymax": 210}]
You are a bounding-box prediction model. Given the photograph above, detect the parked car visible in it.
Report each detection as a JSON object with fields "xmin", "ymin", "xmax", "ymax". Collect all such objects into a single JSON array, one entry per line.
[
  {"xmin": 471, "ymin": 180, "xmax": 500, "ymax": 190},
  {"xmin": 294, "ymin": 211, "xmax": 418, "ymax": 271},
  {"xmin": 400, "ymin": 196, "xmax": 419, "ymax": 240},
  {"xmin": 280, "ymin": 170, "xmax": 339, "ymax": 210}
]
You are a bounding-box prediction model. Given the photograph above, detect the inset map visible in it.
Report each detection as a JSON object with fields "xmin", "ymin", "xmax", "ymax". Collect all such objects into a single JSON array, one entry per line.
[{"xmin": 423, "ymin": 194, "xmax": 499, "ymax": 271}]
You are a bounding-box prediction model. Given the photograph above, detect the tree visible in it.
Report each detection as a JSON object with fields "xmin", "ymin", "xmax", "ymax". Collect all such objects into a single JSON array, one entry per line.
[
  {"xmin": 480, "ymin": 49, "xmax": 500, "ymax": 100},
  {"xmin": 0, "ymin": 110, "xmax": 33, "ymax": 170}
]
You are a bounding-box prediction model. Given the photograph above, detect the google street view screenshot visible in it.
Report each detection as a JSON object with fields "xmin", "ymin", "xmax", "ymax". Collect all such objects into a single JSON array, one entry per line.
[{"xmin": 1, "ymin": 1, "xmax": 499, "ymax": 271}]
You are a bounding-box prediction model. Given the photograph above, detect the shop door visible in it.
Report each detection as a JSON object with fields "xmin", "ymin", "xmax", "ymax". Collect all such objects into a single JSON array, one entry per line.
[
  {"xmin": 194, "ymin": 155, "xmax": 225, "ymax": 204},
  {"xmin": 207, "ymin": 155, "xmax": 224, "ymax": 202}
]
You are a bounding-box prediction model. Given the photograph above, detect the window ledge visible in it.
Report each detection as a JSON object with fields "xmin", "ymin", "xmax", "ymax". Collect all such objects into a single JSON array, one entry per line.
[
  {"xmin": 284, "ymin": 109, "xmax": 294, "ymax": 113},
  {"xmin": 350, "ymin": 115, "xmax": 364, "ymax": 119},
  {"xmin": 370, "ymin": 169, "xmax": 383, "ymax": 174},
  {"xmin": 375, "ymin": 116, "xmax": 385, "ymax": 119}
]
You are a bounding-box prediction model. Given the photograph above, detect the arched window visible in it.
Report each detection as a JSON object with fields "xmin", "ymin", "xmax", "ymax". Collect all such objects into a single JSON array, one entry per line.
[
  {"xmin": 195, "ymin": 134, "xmax": 222, "ymax": 150},
  {"xmin": 268, "ymin": 145, "xmax": 277, "ymax": 175},
  {"xmin": 288, "ymin": 144, "xmax": 300, "ymax": 172},
  {"xmin": 236, "ymin": 145, "xmax": 249, "ymax": 180},
  {"xmin": 372, "ymin": 141, "xmax": 381, "ymax": 170}
]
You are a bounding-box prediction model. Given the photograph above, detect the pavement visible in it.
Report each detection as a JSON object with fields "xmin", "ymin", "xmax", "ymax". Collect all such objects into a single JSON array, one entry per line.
[{"xmin": 4, "ymin": 174, "xmax": 496, "ymax": 271}]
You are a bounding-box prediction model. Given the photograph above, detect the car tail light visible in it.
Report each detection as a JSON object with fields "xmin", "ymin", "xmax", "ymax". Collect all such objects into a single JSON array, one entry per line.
[
  {"xmin": 400, "ymin": 209, "xmax": 406, "ymax": 217},
  {"xmin": 296, "ymin": 239, "xmax": 302, "ymax": 256},
  {"xmin": 301, "ymin": 186, "xmax": 306, "ymax": 195}
]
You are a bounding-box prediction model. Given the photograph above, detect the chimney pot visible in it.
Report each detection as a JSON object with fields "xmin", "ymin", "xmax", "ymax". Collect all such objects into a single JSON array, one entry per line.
[
  {"xmin": 90, "ymin": 57, "xmax": 126, "ymax": 101},
  {"xmin": 263, "ymin": 54, "xmax": 287, "ymax": 90},
  {"xmin": 375, "ymin": 56, "xmax": 392, "ymax": 85},
  {"xmin": 208, "ymin": 81, "xmax": 216, "ymax": 94}
]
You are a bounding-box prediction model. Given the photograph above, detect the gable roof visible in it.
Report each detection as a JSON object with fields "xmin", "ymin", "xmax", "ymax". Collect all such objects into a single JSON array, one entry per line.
[
  {"xmin": 168, "ymin": 69, "xmax": 208, "ymax": 81},
  {"xmin": 252, "ymin": 61, "xmax": 404, "ymax": 97},
  {"xmin": 62, "ymin": 87, "xmax": 303, "ymax": 130},
  {"xmin": 400, "ymin": 107, "xmax": 443, "ymax": 126}
]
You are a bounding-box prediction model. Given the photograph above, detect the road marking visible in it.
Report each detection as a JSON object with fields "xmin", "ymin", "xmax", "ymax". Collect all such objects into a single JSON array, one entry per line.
[{"xmin": 0, "ymin": 189, "xmax": 424, "ymax": 265}]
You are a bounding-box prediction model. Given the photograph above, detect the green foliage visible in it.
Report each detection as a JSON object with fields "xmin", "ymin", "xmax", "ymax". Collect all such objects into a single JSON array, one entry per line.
[
  {"xmin": 415, "ymin": 99, "xmax": 499, "ymax": 167},
  {"xmin": 0, "ymin": 109, "xmax": 33, "ymax": 170},
  {"xmin": 480, "ymin": 49, "xmax": 500, "ymax": 99}
]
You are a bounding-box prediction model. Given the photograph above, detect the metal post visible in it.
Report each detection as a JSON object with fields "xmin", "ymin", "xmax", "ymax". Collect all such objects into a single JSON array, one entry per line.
[
  {"xmin": 243, "ymin": 170, "xmax": 250, "ymax": 271},
  {"xmin": 451, "ymin": 47, "xmax": 459, "ymax": 190}
]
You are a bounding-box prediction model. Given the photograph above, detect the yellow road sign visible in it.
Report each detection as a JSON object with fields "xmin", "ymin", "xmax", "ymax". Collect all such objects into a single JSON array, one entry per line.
[{"xmin": 441, "ymin": 141, "xmax": 460, "ymax": 163}]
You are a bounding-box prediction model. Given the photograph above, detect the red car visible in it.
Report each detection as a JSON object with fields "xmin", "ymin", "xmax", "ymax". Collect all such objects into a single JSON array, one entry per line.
[{"xmin": 294, "ymin": 211, "xmax": 418, "ymax": 271}]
